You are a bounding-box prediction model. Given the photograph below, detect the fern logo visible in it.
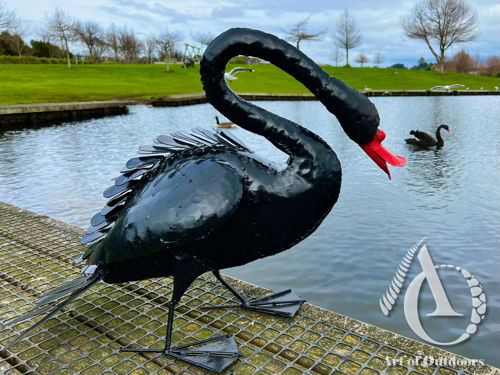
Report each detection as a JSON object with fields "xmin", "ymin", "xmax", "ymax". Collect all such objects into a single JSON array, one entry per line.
[{"xmin": 380, "ymin": 239, "xmax": 487, "ymax": 346}]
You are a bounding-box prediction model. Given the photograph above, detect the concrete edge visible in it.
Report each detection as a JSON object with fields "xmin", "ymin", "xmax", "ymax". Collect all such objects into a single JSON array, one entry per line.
[
  {"xmin": 0, "ymin": 200, "xmax": 498, "ymax": 375},
  {"xmin": 1, "ymin": 90, "xmax": 498, "ymax": 114},
  {"xmin": 0, "ymin": 100, "xmax": 135, "ymax": 115}
]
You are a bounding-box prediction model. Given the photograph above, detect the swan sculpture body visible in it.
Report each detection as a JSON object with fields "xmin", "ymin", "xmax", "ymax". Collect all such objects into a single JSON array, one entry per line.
[
  {"xmin": 6, "ymin": 28, "xmax": 405, "ymax": 372},
  {"xmin": 405, "ymin": 124, "xmax": 450, "ymax": 147}
]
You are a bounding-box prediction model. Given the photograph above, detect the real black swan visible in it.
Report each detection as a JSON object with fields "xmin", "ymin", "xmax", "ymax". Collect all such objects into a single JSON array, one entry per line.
[{"xmin": 405, "ymin": 124, "xmax": 450, "ymax": 147}]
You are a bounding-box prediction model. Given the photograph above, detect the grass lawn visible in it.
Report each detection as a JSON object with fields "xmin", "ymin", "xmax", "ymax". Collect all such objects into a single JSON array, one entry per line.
[{"xmin": 0, "ymin": 63, "xmax": 498, "ymax": 105}]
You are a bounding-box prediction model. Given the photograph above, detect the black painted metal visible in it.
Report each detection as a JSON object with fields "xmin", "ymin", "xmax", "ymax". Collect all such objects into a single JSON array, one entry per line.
[
  {"xmin": 202, "ymin": 270, "xmax": 305, "ymax": 316},
  {"xmin": 8, "ymin": 28, "xmax": 391, "ymax": 372},
  {"xmin": 120, "ymin": 287, "xmax": 241, "ymax": 372}
]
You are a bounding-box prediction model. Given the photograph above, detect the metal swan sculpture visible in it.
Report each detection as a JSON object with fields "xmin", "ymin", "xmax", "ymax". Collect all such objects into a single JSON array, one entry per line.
[
  {"xmin": 405, "ymin": 124, "xmax": 450, "ymax": 148},
  {"xmin": 6, "ymin": 28, "xmax": 406, "ymax": 372}
]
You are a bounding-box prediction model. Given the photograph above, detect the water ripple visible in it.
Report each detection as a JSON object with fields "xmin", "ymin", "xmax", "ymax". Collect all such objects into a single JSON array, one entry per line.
[{"xmin": 1, "ymin": 97, "xmax": 499, "ymax": 365}]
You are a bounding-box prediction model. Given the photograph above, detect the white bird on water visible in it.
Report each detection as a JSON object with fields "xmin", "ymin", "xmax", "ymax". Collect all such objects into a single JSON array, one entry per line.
[
  {"xmin": 224, "ymin": 67, "xmax": 255, "ymax": 81},
  {"xmin": 428, "ymin": 84, "xmax": 464, "ymax": 92}
]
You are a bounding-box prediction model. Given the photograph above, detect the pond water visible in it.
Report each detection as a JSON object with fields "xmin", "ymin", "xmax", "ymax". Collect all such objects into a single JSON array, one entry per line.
[{"xmin": 1, "ymin": 97, "xmax": 499, "ymax": 367}]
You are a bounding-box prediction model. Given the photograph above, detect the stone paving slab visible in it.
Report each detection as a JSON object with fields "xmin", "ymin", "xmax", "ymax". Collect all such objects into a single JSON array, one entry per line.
[{"xmin": 0, "ymin": 201, "xmax": 498, "ymax": 375}]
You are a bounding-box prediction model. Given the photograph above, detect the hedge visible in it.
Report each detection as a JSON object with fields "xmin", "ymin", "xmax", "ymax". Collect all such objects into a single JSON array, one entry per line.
[{"xmin": 0, "ymin": 55, "xmax": 94, "ymax": 64}]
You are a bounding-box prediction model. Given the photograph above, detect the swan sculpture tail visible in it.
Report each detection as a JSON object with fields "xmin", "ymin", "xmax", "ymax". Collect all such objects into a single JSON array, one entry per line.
[{"xmin": 4, "ymin": 267, "xmax": 104, "ymax": 349}]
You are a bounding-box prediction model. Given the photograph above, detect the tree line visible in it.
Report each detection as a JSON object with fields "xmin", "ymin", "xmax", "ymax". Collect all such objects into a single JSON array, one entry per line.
[
  {"xmin": 0, "ymin": 4, "xmax": 204, "ymax": 69},
  {"xmin": 285, "ymin": 0, "xmax": 498, "ymax": 75},
  {"xmin": 1, "ymin": 0, "xmax": 499, "ymax": 75}
]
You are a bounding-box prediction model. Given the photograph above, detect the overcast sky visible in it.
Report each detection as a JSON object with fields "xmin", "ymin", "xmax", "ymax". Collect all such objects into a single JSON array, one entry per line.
[{"xmin": 5, "ymin": 0, "xmax": 500, "ymax": 67}]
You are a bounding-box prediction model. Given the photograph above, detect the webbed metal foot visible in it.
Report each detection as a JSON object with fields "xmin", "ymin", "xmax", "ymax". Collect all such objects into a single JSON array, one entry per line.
[
  {"xmin": 121, "ymin": 334, "xmax": 241, "ymax": 372},
  {"xmin": 203, "ymin": 288, "xmax": 305, "ymax": 317}
]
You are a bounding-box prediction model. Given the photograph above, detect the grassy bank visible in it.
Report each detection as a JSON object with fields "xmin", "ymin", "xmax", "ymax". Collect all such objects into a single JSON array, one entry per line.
[{"xmin": 0, "ymin": 63, "xmax": 498, "ymax": 105}]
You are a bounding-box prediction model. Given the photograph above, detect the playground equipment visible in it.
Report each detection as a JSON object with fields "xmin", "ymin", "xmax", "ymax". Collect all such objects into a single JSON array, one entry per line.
[{"xmin": 182, "ymin": 43, "xmax": 201, "ymax": 68}]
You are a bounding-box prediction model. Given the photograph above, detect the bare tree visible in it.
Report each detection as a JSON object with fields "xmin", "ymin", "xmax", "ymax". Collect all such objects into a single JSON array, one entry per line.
[
  {"xmin": 10, "ymin": 24, "xmax": 27, "ymax": 56},
  {"xmin": 145, "ymin": 36, "xmax": 157, "ymax": 64},
  {"xmin": 373, "ymin": 51, "xmax": 384, "ymax": 67},
  {"xmin": 73, "ymin": 21, "xmax": 106, "ymax": 62},
  {"xmin": 156, "ymin": 29, "xmax": 182, "ymax": 71},
  {"xmin": 402, "ymin": 0, "xmax": 479, "ymax": 74},
  {"xmin": 37, "ymin": 27, "xmax": 60, "ymax": 58},
  {"xmin": 334, "ymin": 9, "xmax": 361, "ymax": 66},
  {"xmin": 484, "ymin": 55, "xmax": 500, "ymax": 76},
  {"xmin": 446, "ymin": 49, "xmax": 473, "ymax": 73},
  {"xmin": 0, "ymin": 2, "xmax": 13, "ymax": 69},
  {"xmin": 46, "ymin": 8, "xmax": 74, "ymax": 68},
  {"xmin": 333, "ymin": 47, "xmax": 343, "ymax": 66},
  {"xmin": 192, "ymin": 31, "xmax": 214, "ymax": 53},
  {"xmin": 285, "ymin": 17, "xmax": 324, "ymax": 50},
  {"xmin": 355, "ymin": 52, "xmax": 368, "ymax": 67},
  {"xmin": 118, "ymin": 27, "xmax": 143, "ymax": 63},
  {"xmin": 1, "ymin": 15, "xmax": 27, "ymax": 56},
  {"xmin": 472, "ymin": 52, "xmax": 481, "ymax": 74},
  {"xmin": 0, "ymin": 1, "xmax": 15, "ymax": 31},
  {"xmin": 106, "ymin": 23, "xmax": 119, "ymax": 61}
]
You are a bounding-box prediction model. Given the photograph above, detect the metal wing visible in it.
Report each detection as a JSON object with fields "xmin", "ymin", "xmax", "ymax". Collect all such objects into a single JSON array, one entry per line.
[{"xmin": 92, "ymin": 159, "xmax": 244, "ymax": 264}]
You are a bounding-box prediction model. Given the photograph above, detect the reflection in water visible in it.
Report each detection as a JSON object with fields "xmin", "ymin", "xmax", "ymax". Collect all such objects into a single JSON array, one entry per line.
[
  {"xmin": 1, "ymin": 97, "xmax": 500, "ymax": 366},
  {"xmin": 404, "ymin": 146, "xmax": 460, "ymax": 209}
]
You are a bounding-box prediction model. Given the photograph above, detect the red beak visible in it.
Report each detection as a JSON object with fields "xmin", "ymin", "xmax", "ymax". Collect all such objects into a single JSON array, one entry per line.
[{"xmin": 360, "ymin": 129, "xmax": 406, "ymax": 179}]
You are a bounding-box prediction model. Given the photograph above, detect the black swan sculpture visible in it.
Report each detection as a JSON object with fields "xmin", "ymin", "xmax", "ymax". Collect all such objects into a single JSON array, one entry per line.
[
  {"xmin": 405, "ymin": 124, "xmax": 450, "ymax": 147},
  {"xmin": 5, "ymin": 28, "xmax": 406, "ymax": 372}
]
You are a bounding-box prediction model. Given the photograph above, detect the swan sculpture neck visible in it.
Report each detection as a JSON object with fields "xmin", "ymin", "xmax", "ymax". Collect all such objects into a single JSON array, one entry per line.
[{"xmin": 200, "ymin": 28, "xmax": 380, "ymax": 169}]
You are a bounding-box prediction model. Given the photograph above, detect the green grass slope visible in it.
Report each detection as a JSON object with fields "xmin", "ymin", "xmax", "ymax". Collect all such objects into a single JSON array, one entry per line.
[{"xmin": 0, "ymin": 63, "xmax": 498, "ymax": 105}]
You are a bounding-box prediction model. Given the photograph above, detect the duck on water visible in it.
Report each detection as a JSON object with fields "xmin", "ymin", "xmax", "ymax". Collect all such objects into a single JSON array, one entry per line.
[{"xmin": 5, "ymin": 28, "xmax": 406, "ymax": 372}]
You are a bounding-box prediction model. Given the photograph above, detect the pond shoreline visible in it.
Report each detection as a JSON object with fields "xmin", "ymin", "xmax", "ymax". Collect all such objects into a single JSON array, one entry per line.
[{"xmin": 1, "ymin": 90, "xmax": 499, "ymax": 128}]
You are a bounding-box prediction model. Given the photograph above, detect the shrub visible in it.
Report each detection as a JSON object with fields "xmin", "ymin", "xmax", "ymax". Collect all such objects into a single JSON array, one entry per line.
[
  {"xmin": 230, "ymin": 56, "xmax": 251, "ymax": 64},
  {"xmin": 0, "ymin": 55, "xmax": 94, "ymax": 64}
]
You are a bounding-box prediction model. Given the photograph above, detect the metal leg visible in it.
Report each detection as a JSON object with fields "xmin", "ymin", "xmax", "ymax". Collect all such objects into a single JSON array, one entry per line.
[
  {"xmin": 120, "ymin": 283, "xmax": 241, "ymax": 372},
  {"xmin": 201, "ymin": 270, "xmax": 306, "ymax": 317},
  {"xmin": 164, "ymin": 295, "xmax": 175, "ymax": 351},
  {"xmin": 213, "ymin": 269, "xmax": 248, "ymax": 305}
]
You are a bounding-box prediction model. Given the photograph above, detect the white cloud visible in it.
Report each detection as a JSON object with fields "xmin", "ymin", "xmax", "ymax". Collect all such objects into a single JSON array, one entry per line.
[{"xmin": 4, "ymin": 0, "xmax": 499, "ymax": 66}]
